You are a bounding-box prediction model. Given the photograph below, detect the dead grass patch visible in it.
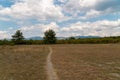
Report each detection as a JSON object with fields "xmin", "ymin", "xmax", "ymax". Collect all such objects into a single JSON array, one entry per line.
[
  {"xmin": 0, "ymin": 45, "xmax": 49, "ymax": 80},
  {"xmin": 52, "ymin": 44, "xmax": 120, "ymax": 80}
]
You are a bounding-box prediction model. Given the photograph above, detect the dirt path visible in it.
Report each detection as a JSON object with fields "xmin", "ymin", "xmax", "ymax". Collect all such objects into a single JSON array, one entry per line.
[{"xmin": 46, "ymin": 47, "xmax": 59, "ymax": 80}]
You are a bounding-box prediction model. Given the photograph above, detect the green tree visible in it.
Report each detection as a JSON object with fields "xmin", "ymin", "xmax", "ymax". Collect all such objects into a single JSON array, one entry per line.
[
  {"xmin": 43, "ymin": 29, "xmax": 56, "ymax": 44},
  {"xmin": 68, "ymin": 37, "xmax": 76, "ymax": 40},
  {"xmin": 12, "ymin": 30, "xmax": 24, "ymax": 44}
]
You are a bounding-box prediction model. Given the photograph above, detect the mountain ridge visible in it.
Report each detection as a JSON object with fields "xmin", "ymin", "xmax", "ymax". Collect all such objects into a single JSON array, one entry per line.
[{"xmin": 26, "ymin": 36, "xmax": 100, "ymax": 40}]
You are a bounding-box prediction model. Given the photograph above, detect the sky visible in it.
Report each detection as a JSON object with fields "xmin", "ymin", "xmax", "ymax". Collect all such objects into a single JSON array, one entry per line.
[{"xmin": 0, "ymin": 0, "xmax": 120, "ymax": 39}]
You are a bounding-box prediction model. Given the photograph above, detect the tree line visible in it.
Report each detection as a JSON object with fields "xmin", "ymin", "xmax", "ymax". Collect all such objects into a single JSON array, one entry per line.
[
  {"xmin": 0, "ymin": 29, "xmax": 56, "ymax": 45},
  {"xmin": 0, "ymin": 29, "xmax": 120, "ymax": 45}
]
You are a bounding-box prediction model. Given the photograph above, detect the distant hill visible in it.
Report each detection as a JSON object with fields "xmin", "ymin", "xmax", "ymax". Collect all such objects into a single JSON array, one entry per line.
[
  {"xmin": 57, "ymin": 37, "xmax": 66, "ymax": 40},
  {"xmin": 26, "ymin": 36, "xmax": 100, "ymax": 40},
  {"xmin": 27, "ymin": 36, "xmax": 66, "ymax": 40},
  {"xmin": 27, "ymin": 36, "xmax": 43, "ymax": 40},
  {"xmin": 75, "ymin": 36, "xmax": 100, "ymax": 39}
]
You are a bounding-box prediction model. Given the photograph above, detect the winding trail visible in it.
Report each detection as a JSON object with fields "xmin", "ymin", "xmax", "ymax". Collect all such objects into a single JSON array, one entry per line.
[{"xmin": 46, "ymin": 47, "xmax": 59, "ymax": 80}]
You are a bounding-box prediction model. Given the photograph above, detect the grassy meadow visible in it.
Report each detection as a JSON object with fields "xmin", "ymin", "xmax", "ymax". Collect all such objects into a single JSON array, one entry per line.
[
  {"xmin": 0, "ymin": 45, "xmax": 49, "ymax": 80},
  {"xmin": 52, "ymin": 44, "xmax": 120, "ymax": 80},
  {"xmin": 0, "ymin": 44, "xmax": 120, "ymax": 80}
]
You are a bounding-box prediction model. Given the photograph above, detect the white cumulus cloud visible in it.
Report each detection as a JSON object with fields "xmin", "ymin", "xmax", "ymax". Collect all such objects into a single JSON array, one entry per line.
[
  {"xmin": 61, "ymin": 19, "xmax": 120, "ymax": 37},
  {"xmin": 20, "ymin": 22, "xmax": 59, "ymax": 37},
  {"xmin": 62, "ymin": 0, "xmax": 120, "ymax": 18},
  {"xmin": 0, "ymin": 31, "xmax": 8, "ymax": 39},
  {"xmin": 16, "ymin": 19, "xmax": 120, "ymax": 38},
  {"xmin": 0, "ymin": 0, "xmax": 64, "ymax": 21}
]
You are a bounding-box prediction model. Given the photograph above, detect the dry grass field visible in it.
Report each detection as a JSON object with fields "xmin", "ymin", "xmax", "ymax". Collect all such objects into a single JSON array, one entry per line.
[
  {"xmin": 0, "ymin": 45, "xmax": 49, "ymax": 80},
  {"xmin": 52, "ymin": 44, "xmax": 120, "ymax": 80},
  {"xmin": 0, "ymin": 44, "xmax": 120, "ymax": 80}
]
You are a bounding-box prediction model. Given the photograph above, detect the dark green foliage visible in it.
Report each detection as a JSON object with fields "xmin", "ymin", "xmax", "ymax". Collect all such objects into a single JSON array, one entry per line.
[
  {"xmin": 57, "ymin": 36, "xmax": 120, "ymax": 44},
  {"xmin": 0, "ymin": 26, "xmax": 119, "ymax": 45},
  {"xmin": 12, "ymin": 30, "xmax": 24, "ymax": 44},
  {"xmin": 43, "ymin": 29, "xmax": 56, "ymax": 44},
  {"xmin": 68, "ymin": 37, "xmax": 76, "ymax": 40}
]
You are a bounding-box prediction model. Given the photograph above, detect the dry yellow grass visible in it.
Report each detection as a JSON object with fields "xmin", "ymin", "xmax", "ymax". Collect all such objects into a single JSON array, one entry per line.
[
  {"xmin": 0, "ymin": 45, "xmax": 49, "ymax": 80},
  {"xmin": 51, "ymin": 44, "xmax": 120, "ymax": 80},
  {"xmin": 0, "ymin": 44, "xmax": 120, "ymax": 80}
]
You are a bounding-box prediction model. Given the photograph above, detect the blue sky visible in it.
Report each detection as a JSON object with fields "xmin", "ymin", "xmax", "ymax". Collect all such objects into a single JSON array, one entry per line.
[
  {"xmin": 0, "ymin": 0, "xmax": 14, "ymax": 7},
  {"xmin": 0, "ymin": 0, "xmax": 120, "ymax": 39}
]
